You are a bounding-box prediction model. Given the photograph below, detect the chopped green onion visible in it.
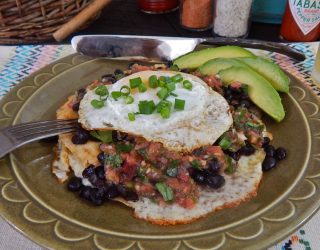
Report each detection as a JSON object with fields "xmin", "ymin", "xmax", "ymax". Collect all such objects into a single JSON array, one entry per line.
[
  {"xmin": 138, "ymin": 83, "xmax": 147, "ymax": 93},
  {"xmin": 169, "ymin": 65, "xmax": 180, "ymax": 71},
  {"xmin": 219, "ymin": 136, "xmax": 232, "ymax": 150},
  {"xmin": 129, "ymin": 77, "xmax": 142, "ymax": 89},
  {"xmin": 149, "ymin": 75, "xmax": 158, "ymax": 88},
  {"xmin": 95, "ymin": 85, "xmax": 109, "ymax": 96},
  {"xmin": 174, "ymin": 98, "xmax": 185, "ymax": 110},
  {"xmin": 90, "ymin": 130, "xmax": 112, "ymax": 143},
  {"xmin": 120, "ymin": 86, "xmax": 130, "ymax": 96},
  {"xmin": 191, "ymin": 159, "xmax": 202, "ymax": 169},
  {"xmin": 170, "ymin": 92, "xmax": 178, "ymax": 97},
  {"xmin": 159, "ymin": 76, "xmax": 171, "ymax": 83},
  {"xmin": 116, "ymin": 143, "xmax": 134, "ymax": 153},
  {"xmin": 158, "ymin": 80, "xmax": 166, "ymax": 87},
  {"xmin": 224, "ymin": 155, "xmax": 236, "ymax": 174},
  {"xmin": 138, "ymin": 100, "xmax": 156, "ymax": 114},
  {"xmin": 111, "ymin": 91, "xmax": 122, "ymax": 100},
  {"xmin": 166, "ymin": 82, "xmax": 176, "ymax": 92},
  {"xmin": 156, "ymin": 100, "xmax": 172, "ymax": 112},
  {"xmin": 91, "ymin": 99, "xmax": 104, "ymax": 109},
  {"xmin": 125, "ymin": 96, "xmax": 134, "ymax": 104},
  {"xmin": 171, "ymin": 74, "xmax": 183, "ymax": 82},
  {"xmin": 128, "ymin": 113, "xmax": 135, "ymax": 121},
  {"xmin": 183, "ymin": 80, "xmax": 193, "ymax": 90},
  {"xmin": 157, "ymin": 87, "xmax": 168, "ymax": 100},
  {"xmin": 160, "ymin": 107, "xmax": 171, "ymax": 119},
  {"xmin": 245, "ymin": 122, "xmax": 264, "ymax": 131},
  {"xmin": 155, "ymin": 182, "xmax": 173, "ymax": 201}
]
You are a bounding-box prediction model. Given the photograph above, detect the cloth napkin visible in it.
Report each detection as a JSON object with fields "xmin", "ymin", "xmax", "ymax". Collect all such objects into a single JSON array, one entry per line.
[{"xmin": 0, "ymin": 43, "xmax": 319, "ymax": 250}]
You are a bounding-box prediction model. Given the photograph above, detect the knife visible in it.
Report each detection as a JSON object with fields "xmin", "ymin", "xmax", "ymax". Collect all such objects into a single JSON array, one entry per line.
[{"xmin": 71, "ymin": 35, "xmax": 306, "ymax": 62}]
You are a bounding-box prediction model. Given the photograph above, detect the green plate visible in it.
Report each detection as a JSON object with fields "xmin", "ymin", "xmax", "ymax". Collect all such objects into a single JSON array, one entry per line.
[{"xmin": 0, "ymin": 54, "xmax": 319, "ymax": 250}]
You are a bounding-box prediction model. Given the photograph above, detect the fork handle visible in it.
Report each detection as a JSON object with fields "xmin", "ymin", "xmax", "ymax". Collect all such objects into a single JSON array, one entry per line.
[{"xmin": 202, "ymin": 37, "xmax": 306, "ymax": 61}]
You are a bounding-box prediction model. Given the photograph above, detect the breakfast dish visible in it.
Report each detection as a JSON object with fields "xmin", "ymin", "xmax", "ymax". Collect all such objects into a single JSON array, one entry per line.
[{"xmin": 52, "ymin": 46, "xmax": 289, "ymax": 225}]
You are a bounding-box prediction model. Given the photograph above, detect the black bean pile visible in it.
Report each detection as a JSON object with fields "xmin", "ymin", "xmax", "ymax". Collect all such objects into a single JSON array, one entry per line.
[
  {"xmin": 67, "ymin": 163, "xmax": 138, "ymax": 206},
  {"xmin": 261, "ymin": 137, "xmax": 287, "ymax": 171}
]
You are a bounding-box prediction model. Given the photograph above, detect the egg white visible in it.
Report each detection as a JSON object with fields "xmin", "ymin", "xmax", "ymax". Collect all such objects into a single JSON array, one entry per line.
[{"xmin": 79, "ymin": 71, "xmax": 232, "ymax": 152}]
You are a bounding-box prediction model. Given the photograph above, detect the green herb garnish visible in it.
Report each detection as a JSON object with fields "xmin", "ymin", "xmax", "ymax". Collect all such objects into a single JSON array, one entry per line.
[
  {"xmin": 155, "ymin": 182, "xmax": 174, "ymax": 201},
  {"xmin": 111, "ymin": 91, "xmax": 122, "ymax": 100},
  {"xmin": 166, "ymin": 82, "xmax": 176, "ymax": 92},
  {"xmin": 120, "ymin": 85, "xmax": 130, "ymax": 96},
  {"xmin": 171, "ymin": 74, "xmax": 183, "ymax": 82},
  {"xmin": 157, "ymin": 100, "xmax": 172, "ymax": 119},
  {"xmin": 116, "ymin": 143, "xmax": 134, "ymax": 153},
  {"xmin": 138, "ymin": 100, "xmax": 156, "ymax": 114},
  {"xmin": 245, "ymin": 122, "xmax": 264, "ymax": 131},
  {"xmin": 191, "ymin": 159, "xmax": 202, "ymax": 169},
  {"xmin": 90, "ymin": 130, "xmax": 113, "ymax": 143},
  {"xmin": 174, "ymin": 98, "xmax": 185, "ymax": 110},
  {"xmin": 138, "ymin": 83, "xmax": 147, "ymax": 93},
  {"xmin": 106, "ymin": 154, "xmax": 123, "ymax": 168},
  {"xmin": 224, "ymin": 155, "xmax": 236, "ymax": 174},
  {"xmin": 128, "ymin": 112, "xmax": 135, "ymax": 121},
  {"xmin": 149, "ymin": 75, "xmax": 158, "ymax": 88},
  {"xmin": 129, "ymin": 77, "xmax": 142, "ymax": 88},
  {"xmin": 218, "ymin": 135, "xmax": 232, "ymax": 150},
  {"xmin": 166, "ymin": 160, "xmax": 179, "ymax": 177},
  {"xmin": 183, "ymin": 80, "xmax": 192, "ymax": 90},
  {"xmin": 157, "ymin": 87, "xmax": 169, "ymax": 100},
  {"xmin": 125, "ymin": 95, "xmax": 134, "ymax": 104},
  {"xmin": 91, "ymin": 99, "xmax": 104, "ymax": 109},
  {"xmin": 95, "ymin": 85, "xmax": 109, "ymax": 96}
]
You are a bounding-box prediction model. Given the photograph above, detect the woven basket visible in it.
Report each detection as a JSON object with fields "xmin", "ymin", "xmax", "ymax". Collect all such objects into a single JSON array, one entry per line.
[{"xmin": 0, "ymin": 0, "xmax": 97, "ymax": 45}]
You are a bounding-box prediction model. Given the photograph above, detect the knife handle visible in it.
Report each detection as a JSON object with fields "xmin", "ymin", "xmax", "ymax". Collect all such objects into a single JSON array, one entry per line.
[{"xmin": 202, "ymin": 37, "xmax": 306, "ymax": 61}]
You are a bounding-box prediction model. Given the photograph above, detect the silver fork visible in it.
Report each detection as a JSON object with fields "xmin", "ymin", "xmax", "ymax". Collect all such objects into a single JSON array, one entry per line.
[{"xmin": 0, "ymin": 119, "xmax": 78, "ymax": 158}]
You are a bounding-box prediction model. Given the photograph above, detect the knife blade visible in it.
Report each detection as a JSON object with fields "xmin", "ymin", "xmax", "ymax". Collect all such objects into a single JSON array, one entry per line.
[{"xmin": 72, "ymin": 35, "xmax": 305, "ymax": 62}]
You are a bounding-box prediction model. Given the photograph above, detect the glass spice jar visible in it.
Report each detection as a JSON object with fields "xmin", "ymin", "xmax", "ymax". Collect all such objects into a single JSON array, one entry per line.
[
  {"xmin": 180, "ymin": 0, "xmax": 213, "ymax": 31},
  {"xmin": 138, "ymin": 0, "xmax": 179, "ymax": 14},
  {"xmin": 212, "ymin": 0, "xmax": 253, "ymax": 38}
]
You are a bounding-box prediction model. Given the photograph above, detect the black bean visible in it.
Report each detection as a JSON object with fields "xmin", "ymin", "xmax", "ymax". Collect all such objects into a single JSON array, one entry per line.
[
  {"xmin": 239, "ymin": 100, "xmax": 251, "ymax": 108},
  {"xmin": 79, "ymin": 186, "xmax": 92, "ymax": 201},
  {"xmin": 265, "ymin": 145, "xmax": 275, "ymax": 157},
  {"xmin": 166, "ymin": 60, "xmax": 173, "ymax": 67},
  {"xmin": 207, "ymin": 158, "xmax": 220, "ymax": 173},
  {"xmin": 206, "ymin": 175, "xmax": 225, "ymax": 189},
  {"xmin": 77, "ymin": 88, "xmax": 86, "ymax": 101},
  {"xmin": 262, "ymin": 157, "xmax": 277, "ymax": 171},
  {"xmin": 191, "ymin": 169, "xmax": 207, "ymax": 185},
  {"xmin": 72, "ymin": 127, "xmax": 90, "ymax": 145},
  {"xmin": 193, "ymin": 147, "xmax": 204, "ymax": 157},
  {"xmin": 114, "ymin": 69, "xmax": 124, "ymax": 75},
  {"xmin": 180, "ymin": 68, "xmax": 190, "ymax": 73},
  {"xmin": 72, "ymin": 102, "xmax": 80, "ymax": 112},
  {"xmin": 123, "ymin": 190, "xmax": 139, "ymax": 201},
  {"xmin": 82, "ymin": 165, "xmax": 95, "ymax": 178},
  {"xmin": 117, "ymin": 185, "xmax": 127, "ymax": 197},
  {"xmin": 240, "ymin": 92, "xmax": 249, "ymax": 100},
  {"xmin": 67, "ymin": 177, "xmax": 82, "ymax": 192},
  {"xmin": 275, "ymin": 147, "xmax": 287, "ymax": 161},
  {"xmin": 90, "ymin": 189, "xmax": 104, "ymax": 206},
  {"xmin": 97, "ymin": 152, "xmax": 106, "ymax": 165},
  {"xmin": 262, "ymin": 137, "xmax": 270, "ymax": 148},
  {"xmin": 101, "ymin": 74, "xmax": 116, "ymax": 83},
  {"xmin": 95, "ymin": 165, "xmax": 105, "ymax": 180},
  {"xmin": 106, "ymin": 185, "xmax": 119, "ymax": 199},
  {"xmin": 229, "ymin": 86, "xmax": 242, "ymax": 94},
  {"xmin": 240, "ymin": 143, "xmax": 255, "ymax": 156},
  {"xmin": 226, "ymin": 151, "xmax": 241, "ymax": 161}
]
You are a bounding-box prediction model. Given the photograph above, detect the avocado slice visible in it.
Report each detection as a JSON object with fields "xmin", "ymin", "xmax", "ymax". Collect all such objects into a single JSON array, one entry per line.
[
  {"xmin": 219, "ymin": 67, "xmax": 285, "ymax": 122},
  {"xmin": 198, "ymin": 58, "xmax": 248, "ymax": 76},
  {"xmin": 238, "ymin": 57, "xmax": 290, "ymax": 93},
  {"xmin": 173, "ymin": 46, "xmax": 255, "ymax": 69}
]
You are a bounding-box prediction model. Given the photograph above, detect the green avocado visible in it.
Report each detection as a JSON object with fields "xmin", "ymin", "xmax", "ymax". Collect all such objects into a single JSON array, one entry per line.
[
  {"xmin": 198, "ymin": 58, "xmax": 248, "ymax": 76},
  {"xmin": 238, "ymin": 57, "xmax": 290, "ymax": 93},
  {"xmin": 219, "ymin": 67, "xmax": 285, "ymax": 122},
  {"xmin": 173, "ymin": 46, "xmax": 255, "ymax": 69}
]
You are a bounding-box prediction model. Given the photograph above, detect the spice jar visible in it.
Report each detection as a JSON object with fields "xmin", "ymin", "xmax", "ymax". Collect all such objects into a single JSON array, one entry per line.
[
  {"xmin": 213, "ymin": 0, "xmax": 253, "ymax": 38},
  {"xmin": 180, "ymin": 0, "xmax": 213, "ymax": 31}
]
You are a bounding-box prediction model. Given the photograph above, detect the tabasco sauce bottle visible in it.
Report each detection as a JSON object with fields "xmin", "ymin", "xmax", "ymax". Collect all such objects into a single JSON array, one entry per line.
[{"xmin": 280, "ymin": 0, "xmax": 320, "ymax": 42}]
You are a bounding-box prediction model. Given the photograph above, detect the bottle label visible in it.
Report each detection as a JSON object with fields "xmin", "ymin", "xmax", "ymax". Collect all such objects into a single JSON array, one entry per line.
[{"xmin": 289, "ymin": 0, "xmax": 320, "ymax": 35}]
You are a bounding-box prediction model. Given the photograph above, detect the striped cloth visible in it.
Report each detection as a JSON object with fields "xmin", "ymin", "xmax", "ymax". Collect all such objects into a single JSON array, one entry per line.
[{"xmin": 0, "ymin": 43, "xmax": 319, "ymax": 250}]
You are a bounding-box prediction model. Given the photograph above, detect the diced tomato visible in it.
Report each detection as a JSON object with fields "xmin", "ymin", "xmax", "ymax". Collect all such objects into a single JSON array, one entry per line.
[
  {"xmin": 177, "ymin": 168, "xmax": 190, "ymax": 182},
  {"xmin": 177, "ymin": 197, "xmax": 196, "ymax": 209},
  {"xmin": 230, "ymin": 81, "xmax": 242, "ymax": 89},
  {"xmin": 203, "ymin": 75, "xmax": 223, "ymax": 89},
  {"xmin": 131, "ymin": 64, "xmax": 153, "ymax": 73},
  {"xmin": 135, "ymin": 183, "xmax": 155, "ymax": 197},
  {"xmin": 106, "ymin": 168, "xmax": 120, "ymax": 184}
]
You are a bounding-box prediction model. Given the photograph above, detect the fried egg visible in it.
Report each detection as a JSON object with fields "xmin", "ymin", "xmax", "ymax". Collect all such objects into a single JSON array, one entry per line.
[{"xmin": 79, "ymin": 71, "xmax": 232, "ymax": 152}]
